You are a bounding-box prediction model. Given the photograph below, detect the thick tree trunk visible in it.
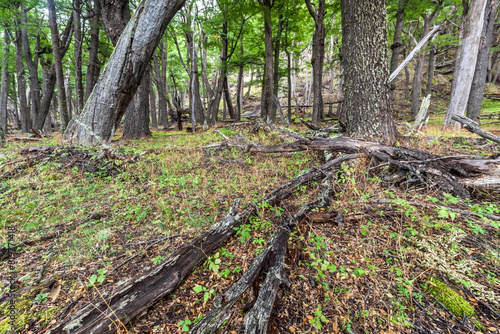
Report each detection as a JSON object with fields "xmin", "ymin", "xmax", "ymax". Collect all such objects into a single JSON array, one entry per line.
[
  {"xmin": 64, "ymin": 0, "xmax": 186, "ymax": 145},
  {"xmin": 389, "ymin": 0, "xmax": 406, "ymax": 101},
  {"xmin": 73, "ymin": 0, "xmax": 84, "ymax": 114},
  {"xmin": 14, "ymin": 29, "xmax": 29, "ymax": 133},
  {"xmin": 84, "ymin": 0, "xmax": 100, "ymax": 103},
  {"xmin": 48, "ymin": 0, "xmax": 70, "ymax": 131},
  {"xmin": 341, "ymin": 0, "xmax": 397, "ymax": 144},
  {"xmin": 124, "ymin": 69, "xmax": 152, "ymax": 139},
  {"xmin": 466, "ymin": 0, "xmax": 499, "ymax": 124},
  {"xmin": 260, "ymin": 1, "xmax": 275, "ymax": 123},
  {"xmin": 0, "ymin": 30, "xmax": 9, "ymax": 143},
  {"xmin": 306, "ymin": 0, "xmax": 326, "ymax": 125},
  {"xmin": 444, "ymin": 0, "xmax": 488, "ymax": 129}
]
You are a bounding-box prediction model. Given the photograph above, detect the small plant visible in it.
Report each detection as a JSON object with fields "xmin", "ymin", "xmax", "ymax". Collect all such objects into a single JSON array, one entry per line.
[
  {"xmin": 33, "ymin": 292, "xmax": 49, "ymax": 304},
  {"xmin": 88, "ymin": 269, "xmax": 106, "ymax": 287},
  {"xmin": 177, "ymin": 319, "xmax": 192, "ymax": 332},
  {"xmin": 152, "ymin": 255, "xmax": 164, "ymax": 265},
  {"xmin": 193, "ymin": 284, "xmax": 215, "ymax": 304},
  {"xmin": 309, "ymin": 304, "xmax": 327, "ymax": 330}
]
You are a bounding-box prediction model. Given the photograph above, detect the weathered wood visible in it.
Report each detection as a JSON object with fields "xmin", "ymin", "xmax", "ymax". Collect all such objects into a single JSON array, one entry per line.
[
  {"xmin": 48, "ymin": 155, "xmax": 354, "ymax": 334},
  {"xmin": 452, "ymin": 114, "xmax": 500, "ymax": 144},
  {"xmin": 191, "ymin": 178, "xmax": 334, "ymax": 334},
  {"xmin": 413, "ymin": 94, "xmax": 431, "ymax": 129}
]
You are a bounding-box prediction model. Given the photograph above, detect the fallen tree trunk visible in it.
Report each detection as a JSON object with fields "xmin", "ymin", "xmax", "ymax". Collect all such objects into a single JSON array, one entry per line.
[
  {"xmin": 48, "ymin": 155, "xmax": 358, "ymax": 334},
  {"xmin": 191, "ymin": 178, "xmax": 333, "ymax": 334},
  {"xmin": 452, "ymin": 114, "xmax": 500, "ymax": 144},
  {"xmin": 243, "ymin": 135, "xmax": 500, "ymax": 195}
]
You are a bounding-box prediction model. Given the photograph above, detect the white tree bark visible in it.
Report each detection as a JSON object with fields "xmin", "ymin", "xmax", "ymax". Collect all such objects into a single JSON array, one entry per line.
[{"xmin": 443, "ymin": 0, "xmax": 488, "ymax": 129}]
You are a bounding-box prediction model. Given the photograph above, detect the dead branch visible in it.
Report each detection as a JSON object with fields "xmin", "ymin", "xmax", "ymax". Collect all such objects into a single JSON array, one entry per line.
[{"xmin": 452, "ymin": 115, "xmax": 500, "ymax": 144}]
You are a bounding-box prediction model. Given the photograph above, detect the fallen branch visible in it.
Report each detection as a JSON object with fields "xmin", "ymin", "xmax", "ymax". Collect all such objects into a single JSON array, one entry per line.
[
  {"xmin": 48, "ymin": 155, "xmax": 356, "ymax": 334},
  {"xmin": 452, "ymin": 115, "xmax": 500, "ymax": 144},
  {"xmin": 191, "ymin": 178, "xmax": 333, "ymax": 334}
]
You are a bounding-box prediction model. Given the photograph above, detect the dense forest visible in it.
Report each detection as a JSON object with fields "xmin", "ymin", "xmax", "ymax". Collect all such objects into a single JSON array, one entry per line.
[{"xmin": 1, "ymin": 0, "xmax": 500, "ymax": 333}]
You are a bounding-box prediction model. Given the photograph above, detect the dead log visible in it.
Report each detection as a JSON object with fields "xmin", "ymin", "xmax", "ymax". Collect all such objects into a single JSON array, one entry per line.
[
  {"xmin": 243, "ymin": 229, "xmax": 289, "ymax": 334},
  {"xmin": 245, "ymin": 135, "xmax": 500, "ymax": 194},
  {"xmin": 48, "ymin": 155, "xmax": 357, "ymax": 334},
  {"xmin": 452, "ymin": 115, "xmax": 500, "ymax": 144},
  {"xmin": 191, "ymin": 178, "xmax": 333, "ymax": 334}
]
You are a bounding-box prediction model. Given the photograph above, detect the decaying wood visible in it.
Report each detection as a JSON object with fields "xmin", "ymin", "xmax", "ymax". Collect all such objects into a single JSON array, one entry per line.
[
  {"xmin": 49, "ymin": 155, "xmax": 356, "ymax": 334},
  {"xmin": 191, "ymin": 178, "xmax": 333, "ymax": 334},
  {"xmin": 452, "ymin": 114, "xmax": 500, "ymax": 144}
]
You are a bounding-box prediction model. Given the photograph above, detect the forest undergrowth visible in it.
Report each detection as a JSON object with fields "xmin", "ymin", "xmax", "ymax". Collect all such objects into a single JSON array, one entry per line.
[{"xmin": 0, "ymin": 119, "xmax": 500, "ymax": 334}]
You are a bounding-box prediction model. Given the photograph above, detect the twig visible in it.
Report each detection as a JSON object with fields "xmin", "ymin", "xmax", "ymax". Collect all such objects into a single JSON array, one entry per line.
[{"xmin": 35, "ymin": 252, "xmax": 55, "ymax": 285}]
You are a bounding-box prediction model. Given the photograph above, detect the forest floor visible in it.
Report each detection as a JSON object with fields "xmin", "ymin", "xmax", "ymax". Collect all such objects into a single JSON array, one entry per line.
[{"xmin": 1, "ymin": 93, "xmax": 500, "ymax": 333}]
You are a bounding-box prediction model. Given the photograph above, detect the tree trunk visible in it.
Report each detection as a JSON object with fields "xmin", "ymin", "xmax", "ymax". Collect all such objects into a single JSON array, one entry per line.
[
  {"xmin": 466, "ymin": 0, "xmax": 499, "ymax": 124},
  {"xmin": 154, "ymin": 40, "xmax": 168, "ymax": 128},
  {"xmin": 124, "ymin": 68, "xmax": 152, "ymax": 139},
  {"xmin": 245, "ymin": 68, "xmax": 253, "ymax": 99},
  {"xmin": 410, "ymin": 14, "xmax": 434, "ymax": 116},
  {"xmin": 426, "ymin": 46, "xmax": 436, "ymax": 96},
  {"xmin": 150, "ymin": 71, "xmax": 158, "ymax": 129},
  {"xmin": 272, "ymin": 13, "xmax": 283, "ymax": 119},
  {"xmin": 48, "ymin": 0, "xmax": 70, "ymax": 131},
  {"xmin": 444, "ymin": 0, "xmax": 488, "ymax": 129},
  {"xmin": 14, "ymin": 28, "xmax": 29, "ymax": 133},
  {"xmin": 236, "ymin": 43, "xmax": 244, "ymax": 121},
  {"xmin": 64, "ymin": 0, "xmax": 186, "ymax": 145},
  {"xmin": 20, "ymin": 5, "xmax": 42, "ymax": 127},
  {"xmin": 0, "ymin": 29, "xmax": 10, "ymax": 143},
  {"xmin": 84, "ymin": 0, "xmax": 100, "ymax": 103},
  {"xmin": 341, "ymin": 0, "xmax": 397, "ymax": 144},
  {"xmin": 404, "ymin": 49, "xmax": 410, "ymax": 99},
  {"xmin": 389, "ymin": 0, "xmax": 406, "ymax": 101},
  {"xmin": 259, "ymin": 0, "xmax": 275, "ymax": 123},
  {"xmin": 66, "ymin": 68, "xmax": 73, "ymax": 120},
  {"xmin": 306, "ymin": 0, "xmax": 326, "ymax": 125},
  {"xmin": 73, "ymin": 0, "xmax": 84, "ymax": 114}
]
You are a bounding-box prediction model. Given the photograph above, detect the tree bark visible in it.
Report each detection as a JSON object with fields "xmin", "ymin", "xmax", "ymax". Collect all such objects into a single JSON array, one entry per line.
[
  {"xmin": 48, "ymin": 0, "xmax": 70, "ymax": 131},
  {"xmin": 124, "ymin": 68, "xmax": 152, "ymax": 139},
  {"xmin": 236, "ymin": 43, "xmax": 244, "ymax": 121},
  {"xmin": 150, "ymin": 71, "xmax": 157, "ymax": 129},
  {"xmin": 84, "ymin": 0, "xmax": 100, "ymax": 103},
  {"xmin": 259, "ymin": 0, "xmax": 275, "ymax": 123},
  {"xmin": 341, "ymin": 0, "xmax": 397, "ymax": 144},
  {"xmin": 466, "ymin": 0, "xmax": 499, "ymax": 124},
  {"xmin": 444, "ymin": 0, "xmax": 488, "ymax": 129},
  {"xmin": 64, "ymin": 0, "xmax": 186, "ymax": 145},
  {"xmin": 306, "ymin": 0, "xmax": 326, "ymax": 125}
]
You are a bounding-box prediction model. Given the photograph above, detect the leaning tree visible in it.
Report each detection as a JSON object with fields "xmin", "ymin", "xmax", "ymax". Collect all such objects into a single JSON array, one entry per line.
[
  {"xmin": 340, "ymin": 0, "xmax": 397, "ymax": 144},
  {"xmin": 63, "ymin": 0, "xmax": 186, "ymax": 146}
]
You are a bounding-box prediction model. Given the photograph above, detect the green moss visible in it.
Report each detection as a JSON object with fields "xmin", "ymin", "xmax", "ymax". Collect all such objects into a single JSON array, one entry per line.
[{"xmin": 426, "ymin": 277, "xmax": 474, "ymax": 318}]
